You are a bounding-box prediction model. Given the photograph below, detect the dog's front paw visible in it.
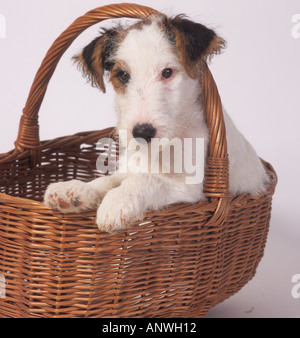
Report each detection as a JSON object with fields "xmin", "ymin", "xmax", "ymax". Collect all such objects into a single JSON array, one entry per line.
[
  {"xmin": 44, "ymin": 180, "xmax": 101, "ymax": 213},
  {"xmin": 96, "ymin": 188, "xmax": 143, "ymax": 233}
]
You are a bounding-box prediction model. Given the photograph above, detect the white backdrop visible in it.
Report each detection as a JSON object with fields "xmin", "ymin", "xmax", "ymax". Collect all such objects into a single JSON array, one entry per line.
[{"xmin": 0, "ymin": 0, "xmax": 300, "ymax": 318}]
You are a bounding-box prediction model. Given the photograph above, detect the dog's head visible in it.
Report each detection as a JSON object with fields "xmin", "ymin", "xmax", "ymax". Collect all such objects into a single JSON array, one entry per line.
[{"xmin": 74, "ymin": 14, "xmax": 225, "ymax": 143}]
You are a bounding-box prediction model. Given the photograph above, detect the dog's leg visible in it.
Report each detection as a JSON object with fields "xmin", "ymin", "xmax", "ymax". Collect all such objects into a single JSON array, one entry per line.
[
  {"xmin": 44, "ymin": 174, "xmax": 124, "ymax": 213},
  {"xmin": 96, "ymin": 174, "xmax": 202, "ymax": 232}
]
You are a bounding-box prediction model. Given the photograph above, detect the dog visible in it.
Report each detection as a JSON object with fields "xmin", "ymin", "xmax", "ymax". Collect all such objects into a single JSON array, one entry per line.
[{"xmin": 44, "ymin": 14, "xmax": 269, "ymax": 232}]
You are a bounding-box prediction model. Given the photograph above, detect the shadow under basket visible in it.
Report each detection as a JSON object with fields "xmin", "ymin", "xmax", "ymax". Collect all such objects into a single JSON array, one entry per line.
[{"xmin": 0, "ymin": 3, "xmax": 277, "ymax": 318}]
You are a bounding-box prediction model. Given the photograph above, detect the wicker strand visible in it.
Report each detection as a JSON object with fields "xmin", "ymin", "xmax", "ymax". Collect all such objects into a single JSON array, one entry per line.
[{"xmin": 201, "ymin": 67, "xmax": 230, "ymax": 198}]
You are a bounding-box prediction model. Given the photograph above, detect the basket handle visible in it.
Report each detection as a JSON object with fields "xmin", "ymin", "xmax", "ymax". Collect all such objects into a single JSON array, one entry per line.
[
  {"xmin": 14, "ymin": 2, "xmax": 229, "ymax": 200},
  {"xmin": 201, "ymin": 67, "xmax": 229, "ymax": 199}
]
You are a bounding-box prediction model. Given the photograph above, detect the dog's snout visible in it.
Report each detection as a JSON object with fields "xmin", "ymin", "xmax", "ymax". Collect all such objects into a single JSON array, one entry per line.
[{"xmin": 132, "ymin": 124, "xmax": 156, "ymax": 143}]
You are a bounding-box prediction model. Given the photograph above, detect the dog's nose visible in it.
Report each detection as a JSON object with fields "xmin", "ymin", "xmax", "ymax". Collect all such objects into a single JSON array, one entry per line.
[{"xmin": 132, "ymin": 123, "xmax": 156, "ymax": 143}]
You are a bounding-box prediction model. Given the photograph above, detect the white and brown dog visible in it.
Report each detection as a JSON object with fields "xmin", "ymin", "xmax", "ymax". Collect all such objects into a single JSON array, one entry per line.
[{"xmin": 44, "ymin": 14, "xmax": 269, "ymax": 232}]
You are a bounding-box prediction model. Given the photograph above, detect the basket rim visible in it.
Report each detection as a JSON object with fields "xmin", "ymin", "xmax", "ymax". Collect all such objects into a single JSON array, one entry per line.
[{"xmin": 0, "ymin": 127, "xmax": 277, "ymax": 228}]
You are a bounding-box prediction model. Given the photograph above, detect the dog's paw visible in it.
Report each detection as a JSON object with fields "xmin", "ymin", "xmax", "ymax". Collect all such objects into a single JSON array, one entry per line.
[
  {"xmin": 96, "ymin": 188, "xmax": 142, "ymax": 233},
  {"xmin": 44, "ymin": 180, "xmax": 101, "ymax": 213}
]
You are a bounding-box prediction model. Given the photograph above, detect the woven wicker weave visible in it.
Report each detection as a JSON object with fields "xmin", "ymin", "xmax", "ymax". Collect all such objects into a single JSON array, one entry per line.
[{"xmin": 0, "ymin": 3, "xmax": 277, "ymax": 318}]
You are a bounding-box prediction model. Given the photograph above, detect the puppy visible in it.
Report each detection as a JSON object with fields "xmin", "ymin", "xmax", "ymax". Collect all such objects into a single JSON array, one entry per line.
[{"xmin": 44, "ymin": 14, "xmax": 269, "ymax": 232}]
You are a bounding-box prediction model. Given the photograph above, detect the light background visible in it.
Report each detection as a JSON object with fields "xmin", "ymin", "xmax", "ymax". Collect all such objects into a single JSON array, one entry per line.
[{"xmin": 0, "ymin": 0, "xmax": 299, "ymax": 318}]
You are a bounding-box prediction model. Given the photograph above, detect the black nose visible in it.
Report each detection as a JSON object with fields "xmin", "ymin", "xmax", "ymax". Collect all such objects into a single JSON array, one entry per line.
[{"xmin": 132, "ymin": 124, "xmax": 156, "ymax": 143}]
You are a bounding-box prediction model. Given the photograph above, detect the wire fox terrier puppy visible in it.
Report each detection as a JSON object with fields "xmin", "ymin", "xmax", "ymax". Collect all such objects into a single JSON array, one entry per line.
[{"xmin": 44, "ymin": 14, "xmax": 269, "ymax": 232}]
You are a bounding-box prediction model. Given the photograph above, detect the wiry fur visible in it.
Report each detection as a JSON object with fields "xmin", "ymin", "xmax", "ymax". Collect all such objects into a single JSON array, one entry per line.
[{"xmin": 44, "ymin": 14, "xmax": 269, "ymax": 232}]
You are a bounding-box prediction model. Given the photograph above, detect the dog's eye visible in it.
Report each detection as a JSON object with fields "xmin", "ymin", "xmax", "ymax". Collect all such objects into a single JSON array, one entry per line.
[
  {"xmin": 117, "ymin": 70, "xmax": 130, "ymax": 84},
  {"xmin": 161, "ymin": 68, "xmax": 173, "ymax": 79}
]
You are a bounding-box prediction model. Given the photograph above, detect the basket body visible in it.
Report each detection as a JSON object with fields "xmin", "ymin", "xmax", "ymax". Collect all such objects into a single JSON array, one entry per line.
[{"xmin": 0, "ymin": 128, "xmax": 276, "ymax": 318}]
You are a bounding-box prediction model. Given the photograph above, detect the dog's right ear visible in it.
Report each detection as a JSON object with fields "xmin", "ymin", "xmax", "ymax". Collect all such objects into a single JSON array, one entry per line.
[
  {"xmin": 165, "ymin": 15, "xmax": 226, "ymax": 79},
  {"xmin": 73, "ymin": 29, "xmax": 118, "ymax": 93}
]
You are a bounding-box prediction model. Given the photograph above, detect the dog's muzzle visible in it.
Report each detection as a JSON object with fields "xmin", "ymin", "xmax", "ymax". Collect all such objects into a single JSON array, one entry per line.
[{"xmin": 132, "ymin": 123, "xmax": 157, "ymax": 143}]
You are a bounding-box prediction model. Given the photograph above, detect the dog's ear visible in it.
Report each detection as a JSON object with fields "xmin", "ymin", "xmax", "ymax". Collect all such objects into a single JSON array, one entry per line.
[
  {"xmin": 73, "ymin": 29, "xmax": 118, "ymax": 93},
  {"xmin": 167, "ymin": 15, "xmax": 226, "ymax": 78}
]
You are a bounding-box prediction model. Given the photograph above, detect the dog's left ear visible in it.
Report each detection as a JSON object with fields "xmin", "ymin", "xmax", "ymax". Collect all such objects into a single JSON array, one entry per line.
[{"xmin": 167, "ymin": 16, "xmax": 226, "ymax": 78}]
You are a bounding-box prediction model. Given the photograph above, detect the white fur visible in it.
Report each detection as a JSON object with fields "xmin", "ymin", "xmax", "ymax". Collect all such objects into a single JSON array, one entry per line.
[{"xmin": 44, "ymin": 19, "xmax": 269, "ymax": 232}]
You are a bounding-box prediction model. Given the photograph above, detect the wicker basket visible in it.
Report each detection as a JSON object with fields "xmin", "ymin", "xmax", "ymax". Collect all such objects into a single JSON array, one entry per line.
[{"xmin": 0, "ymin": 3, "xmax": 277, "ymax": 318}]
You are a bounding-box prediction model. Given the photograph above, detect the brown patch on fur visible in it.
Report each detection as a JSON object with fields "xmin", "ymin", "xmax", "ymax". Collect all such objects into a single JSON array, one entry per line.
[
  {"xmin": 162, "ymin": 16, "xmax": 226, "ymax": 79},
  {"xmin": 73, "ymin": 26, "xmax": 129, "ymax": 93},
  {"xmin": 203, "ymin": 36, "xmax": 226, "ymax": 62},
  {"xmin": 110, "ymin": 61, "xmax": 130, "ymax": 94},
  {"xmin": 91, "ymin": 37, "xmax": 108, "ymax": 92},
  {"xmin": 171, "ymin": 27, "xmax": 201, "ymax": 79},
  {"xmin": 73, "ymin": 36, "xmax": 107, "ymax": 92},
  {"xmin": 129, "ymin": 13, "xmax": 163, "ymax": 31}
]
